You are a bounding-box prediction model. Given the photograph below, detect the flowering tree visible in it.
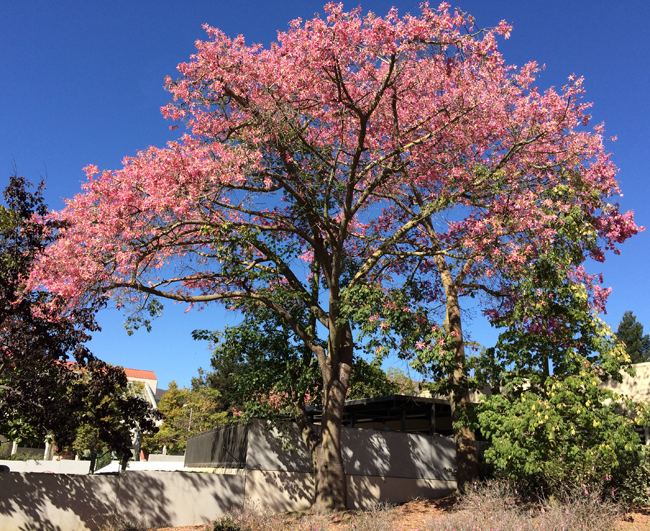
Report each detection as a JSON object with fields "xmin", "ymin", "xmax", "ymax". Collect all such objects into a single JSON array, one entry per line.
[{"xmin": 31, "ymin": 3, "xmax": 640, "ymax": 509}]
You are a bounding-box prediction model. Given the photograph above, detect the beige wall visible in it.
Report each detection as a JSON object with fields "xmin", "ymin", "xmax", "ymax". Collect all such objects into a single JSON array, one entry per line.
[
  {"xmin": 0, "ymin": 424, "xmax": 458, "ymax": 529},
  {"xmin": 126, "ymin": 376, "xmax": 158, "ymax": 395},
  {"xmin": 605, "ymin": 362, "xmax": 650, "ymax": 403},
  {"xmin": 0, "ymin": 469, "xmax": 455, "ymax": 529},
  {"xmin": 0, "ymin": 470, "xmax": 245, "ymax": 530},
  {"xmin": 243, "ymin": 470, "xmax": 456, "ymax": 513},
  {"xmin": 245, "ymin": 420, "xmax": 456, "ymax": 480}
]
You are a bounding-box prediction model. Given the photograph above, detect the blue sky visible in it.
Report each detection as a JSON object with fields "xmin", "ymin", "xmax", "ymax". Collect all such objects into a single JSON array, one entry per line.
[{"xmin": 2, "ymin": 1, "xmax": 649, "ymax": 388}]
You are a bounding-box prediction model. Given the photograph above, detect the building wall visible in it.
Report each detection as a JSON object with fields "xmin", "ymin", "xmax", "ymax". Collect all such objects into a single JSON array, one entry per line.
[
  {"xmin": 606, "ymin": 362, "xmax": 650, "ymax": 403},
  {"xmin": 125, "ymin": 376, "xmax": 158, "ymax": 395},
  {"xmin": 147, "ymin": 453, "xmax": 185, "ymax": 462}
]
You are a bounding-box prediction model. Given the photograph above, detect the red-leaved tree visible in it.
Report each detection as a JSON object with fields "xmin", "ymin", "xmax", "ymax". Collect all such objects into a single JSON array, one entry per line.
[{"xmin": 30, "ymin": 3, "xmax": 640, "ymax": 510}]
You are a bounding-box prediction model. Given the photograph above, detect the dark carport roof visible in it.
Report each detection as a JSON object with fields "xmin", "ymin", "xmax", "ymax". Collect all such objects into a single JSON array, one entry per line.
[{"xmin": 306, "ymin": 394, "xmax": 450, "ymax": 414}]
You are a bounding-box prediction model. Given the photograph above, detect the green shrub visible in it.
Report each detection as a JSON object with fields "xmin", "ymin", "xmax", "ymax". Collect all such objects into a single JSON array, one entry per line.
[
  {"xmin": 618, "ymin": 445, "xmax": 650, "ymax": 507},
  {"xmin": 477, "ymin": 371, "xmax": 647, "ymax": 502}
]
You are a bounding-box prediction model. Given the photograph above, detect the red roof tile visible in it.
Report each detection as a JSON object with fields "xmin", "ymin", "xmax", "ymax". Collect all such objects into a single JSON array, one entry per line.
[{"xmin": 123, "ymin": 368, "xmax": 157, "ymax": 380}]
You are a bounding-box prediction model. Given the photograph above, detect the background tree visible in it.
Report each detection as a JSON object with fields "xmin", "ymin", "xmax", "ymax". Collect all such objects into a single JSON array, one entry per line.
[
  {"xmin": 193, "ymin": 307, "xmax": 399, "ymax": 467},
  {"xmin": 616, "ymin": 311, "xmax": 650, "ymax": 364},
  {"xmin": 146, "ymin": 381, "xmax": 227, "ymax": 454},
  {"xmin": 0, "ymin": 175, "xmax": 158, "ymax": 464},
  {"xmin": 0, "ymin": 174, "xmax": 97, "ymax": 445},
  {"xmin": 196, "ymin": 309, "xmax": 399, "ymax": 421},
  {"xmin": 70, "ymin": 362, "xmax": 161, "ymax": 470},
  {"xmin": 473, "ymin": 232, "xmax": 647, "ymax": 503},
  {"xmin": 385, "ymin": 368, "xmax": 420, "ymax": 396},
  {"xmin": 30, "ymin": 4, "xmax": 639, "ymax": 508}
]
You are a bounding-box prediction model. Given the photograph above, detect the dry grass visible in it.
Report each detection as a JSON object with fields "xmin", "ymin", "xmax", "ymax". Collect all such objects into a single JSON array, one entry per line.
[
  {"xmin": 152, "ymin": 484, "xmax": 649, "ymax": 531},
  {"xmin": 430, "ymin": 481, "xmax": 622, "ymax": 531},
  {"xmin": 211, "ymin": 503, "xmax": 396, "ymax": 531}
]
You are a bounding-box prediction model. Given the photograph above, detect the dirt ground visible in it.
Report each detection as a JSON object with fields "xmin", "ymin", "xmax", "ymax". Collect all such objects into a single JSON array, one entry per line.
[
  {"xmin": 154, "ymin": 499, "xmax": 650, "ymax": 530},
  {"xmin": 618, "ymin": 507, "xmax": 650, "ymax": 531}
]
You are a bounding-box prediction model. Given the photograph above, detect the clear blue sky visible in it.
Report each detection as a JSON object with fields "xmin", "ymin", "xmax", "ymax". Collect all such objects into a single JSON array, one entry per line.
[{"xmin": 2, "ymin": 1, "xmax": 648, "ymax": 388}]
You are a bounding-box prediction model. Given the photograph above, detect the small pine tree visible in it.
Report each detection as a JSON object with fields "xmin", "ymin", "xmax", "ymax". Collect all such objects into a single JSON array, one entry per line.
[{"xmin": 616, "ymin": 311, "xmax": 650, "ymax": 364}]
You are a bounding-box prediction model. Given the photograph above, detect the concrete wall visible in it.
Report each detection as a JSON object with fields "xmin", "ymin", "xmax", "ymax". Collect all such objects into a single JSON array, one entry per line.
[
  {"xmin": 0, "ymin": 423, "xmax": 457, "ymax": 528},
  {"xmin": 243, "ymin": 470, "xmax": 456, "ymax": 512},
  {"xmin": 0, "ymin": 470, "xmax": 245, "ymax": 530},
  {"xmin": 96, "ymin": 460, "xmax": 188, "ymax": 474},
  {"xmin": 0, "ymin": 468, "xmax": 456, "ymax": 529},
  {"xmin": 148, "ymin": 453, "xmax": 185, "ymax": 462},
  {"xmin": 246, "ymin": 420, "xmax": 456, "ymax": 480},
  {"xmin": 0, "ymin": 459, "xmax": 91, "ymax": 475},
  {"xmin": 606, "ymin": 361, "xmax": 650, "ymax": 403},
  {"xmin": 243, "ymin": 421, "xmax": 456, "ymax": 511}
]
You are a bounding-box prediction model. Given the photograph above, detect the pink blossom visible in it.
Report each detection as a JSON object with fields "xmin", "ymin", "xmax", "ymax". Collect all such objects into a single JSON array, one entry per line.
[{"xmin": 26, "ymin": 3, "xmax": 637, "ymax": 343}]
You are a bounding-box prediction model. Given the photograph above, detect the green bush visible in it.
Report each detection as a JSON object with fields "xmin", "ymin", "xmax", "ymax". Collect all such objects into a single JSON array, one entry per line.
[
  {"xmin": 618, "ymin": 445, "xmax": 650, "ymax": 507},
  {"xmin": 477, "ymin": 370, "xmax": 647, "ymax": 503}
]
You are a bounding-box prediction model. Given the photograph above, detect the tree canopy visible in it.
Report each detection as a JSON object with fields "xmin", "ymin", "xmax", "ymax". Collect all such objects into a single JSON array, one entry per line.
[
  {"xmin": 195, "ymin": 309, "xmax": 400, "ymax": 422},
  {"xmin": 616, "ymin": 311, "xmax": 650, "ymax": 364},
  {"xmin": 0, "ymin": 175, "xmax": 158, "ymax": 462},
  {"xmin": 29, "ymin": 3, "xmax": 640, "ymax": 509},
  {"xmin": 145, "ymin": 381, "xmax": 227, "ymax": 454}
]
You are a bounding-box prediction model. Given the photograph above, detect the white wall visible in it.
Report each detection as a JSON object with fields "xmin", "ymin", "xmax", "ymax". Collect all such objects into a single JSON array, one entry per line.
[
  {"xmin": 606, "ymin": 361, "xmax": 650, "ymax": 403},
  {"xmin": 0, "ymin": 459, "xmax": 90, "ymax": 475}
]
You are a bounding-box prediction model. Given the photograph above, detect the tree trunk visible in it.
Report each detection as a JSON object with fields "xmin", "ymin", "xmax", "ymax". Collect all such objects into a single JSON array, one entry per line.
[
  {"xmin": 451, "ymin": 390, "xmax": 479, "ymax": 491},
  {"xmin": 313, "ymin": 327, "xmax": 352, "ymax": 512},
  {"xmin": 442, "ymin": 275, "xmax": 480, "ymax": 491},
  {"xmin": 314, "ymin": 388, "xmax": 347, "ymax": 512}
]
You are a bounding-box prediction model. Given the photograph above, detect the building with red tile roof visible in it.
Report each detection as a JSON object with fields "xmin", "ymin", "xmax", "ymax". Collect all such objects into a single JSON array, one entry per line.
[
  {"xmin": 123, "ymin": 368, "xmax": 157, "ymax": 390},
  {"xmin": 122, "ymin": 368, "xmax": 159, "ymax": 408}
]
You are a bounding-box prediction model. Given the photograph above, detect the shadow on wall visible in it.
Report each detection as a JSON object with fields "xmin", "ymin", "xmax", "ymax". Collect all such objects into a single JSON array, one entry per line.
[
  {"xmin": 606, "ymin": 362, "xmax": 650, "ymax": 402},
  {"xmin": 1, "ymin": 422, "xmax": 458, "ymax": 527},
  {"xmin": 242, "ymin": 420, "xmax": 457, "ymax": 511},
  {"xmin": 0, "ymin": 470, "xmax": 244, "ymax": 530},
  {"xmin": 244, "ymin": 421, "xmax": 315, "ymax": 511},
  {"xmin": 342, "ymin": 426, "xmax": 456, "ymax": 509}
]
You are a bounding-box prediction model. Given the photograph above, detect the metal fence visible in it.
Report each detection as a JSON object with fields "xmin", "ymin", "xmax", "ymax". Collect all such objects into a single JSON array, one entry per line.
[{"xmin": 184, "ymin": 423, "xmax": 249, "ymax": 468}]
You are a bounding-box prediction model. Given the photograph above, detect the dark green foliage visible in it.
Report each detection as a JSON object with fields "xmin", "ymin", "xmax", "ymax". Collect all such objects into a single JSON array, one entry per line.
[
  {"xmin": 193, "ymin": 309, "xmax": 319, "ymax": 419},
  {"xmin": 618, "ymin": 446, "xmax": 650, "ymax": 507},
  {"xmin": 348, "ymin": 358, "xmax": 399, "ymax": 399},
  {"xmin": 194, "ymin": 308, "xmax": 399, "ymax": 421},
  {"xmin": 616, "ymin": 311, "xmax": 650, "ymax": 364},
  {"xmin": 0, "ymin": 175, "xmax": 159, "ymax": 460}
]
